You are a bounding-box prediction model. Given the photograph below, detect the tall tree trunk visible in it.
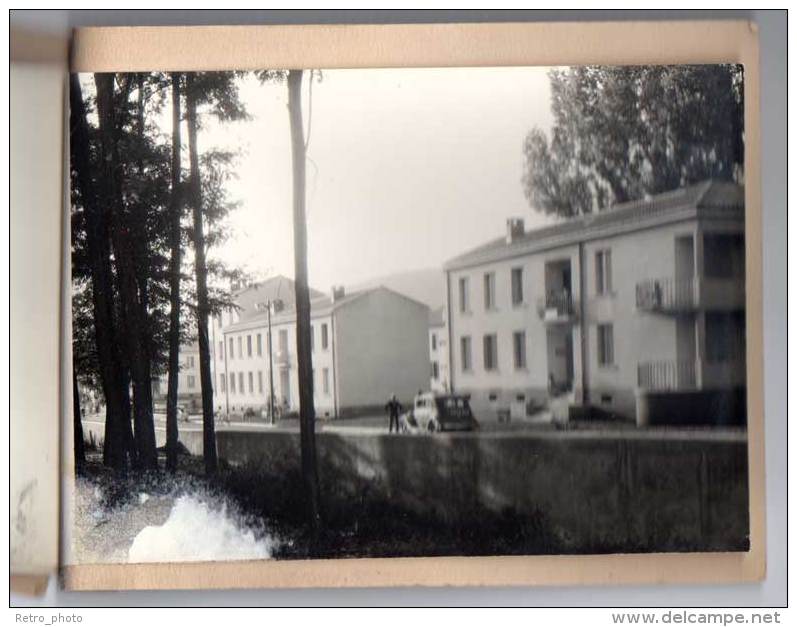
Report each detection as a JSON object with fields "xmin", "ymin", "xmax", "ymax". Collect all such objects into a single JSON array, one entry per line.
[
  {"xmin": 132, "ymin": 74, "xmax": 156, "ymax": 441},
  {"xmin": 72, "ymin": 363, "xmax": 86, "ymax": 472},
  {"xmin": 185, "ymin": 74, "xmax": 218, "ymax": 475},
  {"xmin": 69, "ymin": 74, "xmax": 134, "ymax": 472},
  {"xmin": 288, "ymin": 69, "xmax": 321, "ymax": 530},
  {"xmin": 94, "ymin": 73, "xmax": 159, "ymax": 471},
  {"xmin": 165, "ymin": 72, "xmax": 183, "ymax": 473}
]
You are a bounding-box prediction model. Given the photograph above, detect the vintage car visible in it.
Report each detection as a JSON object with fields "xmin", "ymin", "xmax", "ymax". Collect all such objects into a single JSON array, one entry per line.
[{"xmin": 400, "ymin": 392, "xmax": 478, "ymax": 433}]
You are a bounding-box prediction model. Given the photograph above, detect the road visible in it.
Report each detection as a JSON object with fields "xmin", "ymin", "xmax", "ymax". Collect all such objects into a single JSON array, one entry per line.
[{"xmin": 82, "ymin": 411, "xmax": 395, "ymax": 436}]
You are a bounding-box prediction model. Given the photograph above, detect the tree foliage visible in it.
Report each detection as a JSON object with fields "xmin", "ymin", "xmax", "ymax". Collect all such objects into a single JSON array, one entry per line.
[
  {"xmin": 70, "ymin": 71, "xmax": 246, "ymax": 473},
  {"xmin": 522, "ymin": 64, "xmax": 744, "ymax": 217}
]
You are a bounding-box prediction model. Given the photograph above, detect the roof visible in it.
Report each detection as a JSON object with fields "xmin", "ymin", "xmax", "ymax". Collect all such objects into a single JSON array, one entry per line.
[
  {"xmin": 222, "ymin": 285, "xmax": 428, "ymax": 333},
  {"xmin": 230, "ymin": 275, "xmax": 323, "ymax": 322},
  {"xmin": 444, "ymin": 180, "xmax": 744, "ymax": 272}
]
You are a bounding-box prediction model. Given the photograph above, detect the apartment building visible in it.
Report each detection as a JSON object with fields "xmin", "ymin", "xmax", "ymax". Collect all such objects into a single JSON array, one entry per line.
[
  {"xmin": 211, "ymin": 278, "xmax": 430, "ymax": 418},
  {"xmin": 429, "ymin": 306, "xmax": 450, "ymax": 393},
  {"xmin": 443, "ymin": 181, "xmax": 746, "ymax": 426}
]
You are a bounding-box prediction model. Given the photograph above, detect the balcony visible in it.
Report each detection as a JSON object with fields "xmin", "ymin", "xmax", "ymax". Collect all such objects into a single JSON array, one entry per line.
[
  {"xmin": 636, "ymin": 277, "xmax": 745, "ymax": 314},
  {"xmin": 637, "ymin": 360, "xmax": 697, "ymax": 391},
  {"xmin": 636, "ymin": 277, "xmax": 697, "ymax": 313},
  {"xmin": 536, "ymin": 291, "xmax": 578, "ymax": 325},
  {"xmin": 638, "ymin": 358, "xmax": 745, "ymax": 391}
]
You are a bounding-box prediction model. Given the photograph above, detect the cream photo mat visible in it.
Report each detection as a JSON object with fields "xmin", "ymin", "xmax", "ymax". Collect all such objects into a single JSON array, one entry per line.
[{"xmin": 48, "ymin": 19, "xmax": 763, "ymax": 590}]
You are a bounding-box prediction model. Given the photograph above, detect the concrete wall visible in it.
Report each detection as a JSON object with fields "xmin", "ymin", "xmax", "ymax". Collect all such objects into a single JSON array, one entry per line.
[
  {"xmin": 213, "ymin": 429, "xmax": 750, "ymax": 553},
  {"xmin": 334, "ymin": 289, "xmax": 430, "ymax": 413}
]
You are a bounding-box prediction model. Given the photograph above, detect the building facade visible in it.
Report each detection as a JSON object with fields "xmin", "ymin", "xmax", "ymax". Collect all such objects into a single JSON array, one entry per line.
[
  {"xmin": 443, "ymin": 181, "xmax": 746, "ymax": 426},
  {"xmin": 428, "ymin": 307, "xmax": 450, "ymax": 393},
  {"xmin": 210, "ymin": 278, "xmax": 430, "ymax": 418}
]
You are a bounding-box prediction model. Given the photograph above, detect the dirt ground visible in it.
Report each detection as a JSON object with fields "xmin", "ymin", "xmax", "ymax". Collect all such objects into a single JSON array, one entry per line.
[{"xmin": 69, "ymin": 475, "xmax": 175, "ymax": 564}]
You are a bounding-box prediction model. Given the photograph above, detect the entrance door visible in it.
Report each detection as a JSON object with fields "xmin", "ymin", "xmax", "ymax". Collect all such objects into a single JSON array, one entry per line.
[
  {"xmin": 562, "ymin": 266, "xmax": 572, "ymax": 293},
  {"xmin": 279, "ymin": 368, "xmax": 291, "ymax": 408}
]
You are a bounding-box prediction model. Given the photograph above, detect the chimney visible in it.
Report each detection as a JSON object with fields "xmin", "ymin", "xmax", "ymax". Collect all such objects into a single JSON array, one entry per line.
[
  {"xmin": 331, "ymin": 285, "xmax": 346, "ymax": 302},
  {"xmin": 506, "ymin": 218, "xmax": 525, "ymax": 244}
]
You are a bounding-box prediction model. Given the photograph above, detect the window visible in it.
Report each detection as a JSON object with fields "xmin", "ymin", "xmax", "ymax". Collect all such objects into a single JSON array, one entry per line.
[
  {"xmin": 513, "ymin": 331, "xmax": 527, "ymax": 370},
  {"xmin": 238, "ymin": 372, "xmax": 244, "ymax": 394},
  {"xmin": 322, "ymin": 368, "xmax": 330, "ymax": 395},
  {"xmin": 597, "ymin": 324, "xmax": 614, "ymax": 366},
  {"xmin": 321, "ymin": 323, "xmax": 329, "ymax": 350},
  {"xmin": 431, "ymin": 361, "xmax": 440, "ymax": 380},
  {"xmin": 258, "ymin": 370, "xmax": 264, "ymax": 393},
  {"xmin": 460, "ymin": 336, "xmax": 472, "ymax": 371},
  {"xmin": 431, "ymin": 332, "xmax": 437, "ymax": 351},
  {"xmin": 187, "ymin": 375, "xmax": 196, "ymax": 389},
  {"xmin": 230, "ymin": 372, "xmax": 236, "ymax": 393},
  {"xmin": 229, "ymin": 337, "xmax": 234, "ymax": 359},
  {"xmin": 483, "ymin": 334, "xmax": 498, "ymax": 371},
  {"xmin": 595, "ymin": 249, "xmax": 612, "ymax": 295},
  {"xmin": 458, "ymin": 276, "xmax": 470, "ymax": 312},
  {"xmin": 237, "ymin": 336, "xmax": 243, "ymax": 358},
  {"xmin": 219, "ymin": 340, "xmax": 224, "ymax": 359},
  {"xmin": 248, "ymin": 371, "xmax": 254, "ymax": 393},
  {"xmin": 706, "ymin": 312, "xmax": 745, "ymax": 362},
  {"xmin": 484, "ymin": 272, "xmax": 496, "ymax": 309},
  {"xmin": 704, "ymin": 233, "xmax": 745, "ymax": 279},
  {"xmin": 256, "ymin": 333, "xmax": 262, "ymax": 357},
  {"xmin": 279, "ymin": 329, "xmax": 288, "ymax": 354},
  {"xmin": 247, "ymin": 335, "xmax": 252, "ymax": 357},
  {"xmin": 511, "ymin": 267, "xmax": 524, "ymax": 305},
  {"xmin": 310, "ymin": 325, "xmax": 314, "ymax": 351},
  {"xmin": 220, "ymin": 375, "xmax": 226, "ymax": 392}
]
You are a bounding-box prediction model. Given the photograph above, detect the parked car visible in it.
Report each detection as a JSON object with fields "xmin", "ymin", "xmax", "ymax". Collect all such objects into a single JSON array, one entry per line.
[{"xmin": 400, "ymin": 392, "xmax": 478, "ymax": 434}]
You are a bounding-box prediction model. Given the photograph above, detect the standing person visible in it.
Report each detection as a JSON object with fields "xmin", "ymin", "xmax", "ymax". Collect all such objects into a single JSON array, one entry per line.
[{"xmin": 385, "ymin": 394, "xmax": 403, "ymax": 434}]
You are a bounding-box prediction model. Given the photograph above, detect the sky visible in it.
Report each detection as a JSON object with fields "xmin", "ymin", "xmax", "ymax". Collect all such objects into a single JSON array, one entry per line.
[{"xmin": 167, "ymin": 66, "xmax": 557, "ymax": 292}]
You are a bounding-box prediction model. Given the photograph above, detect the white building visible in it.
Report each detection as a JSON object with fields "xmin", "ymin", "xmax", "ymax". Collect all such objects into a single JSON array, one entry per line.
[
  {"xmin": 428, "ymin": 307, "xmax": 450, "ymax": 393},
  {"xmin": 210, "ymin": 277, "xmax": 430, "ymax": 418},
  {"xmin": 443, "ymin": 181, "xmax": 746, "ymax": 426}
]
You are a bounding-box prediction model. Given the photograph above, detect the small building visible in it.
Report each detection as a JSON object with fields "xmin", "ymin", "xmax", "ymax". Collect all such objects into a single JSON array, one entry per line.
[
  {"xmin": 443, "ymin": 181, "xmax": 746, "ymax": 426},
  {"xmin": 211, "ymin": 279, "xmax": 430, "ymax": 418},
  {"xmin": 429, "ymin": 306, "xmax": 450, "ymax": 393}
]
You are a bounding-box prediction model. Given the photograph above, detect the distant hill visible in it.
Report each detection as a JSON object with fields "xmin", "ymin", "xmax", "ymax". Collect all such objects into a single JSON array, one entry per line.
[{"xmin": 348, "ymin": 267, "xmax": 445, "ymax": 310}]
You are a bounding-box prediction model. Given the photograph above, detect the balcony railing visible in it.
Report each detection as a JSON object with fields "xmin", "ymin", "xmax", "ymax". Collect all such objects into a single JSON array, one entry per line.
[
  {"xmin": 636, "ymin": 277, "xmax": 697, "ymax": 312},
  {"xmin": 637, "ymin": 360, "xmax": 697, "ymax": 391},
  {"xmin": 536, "ymin": 291, "xmax": 577, "ymax": 323}
]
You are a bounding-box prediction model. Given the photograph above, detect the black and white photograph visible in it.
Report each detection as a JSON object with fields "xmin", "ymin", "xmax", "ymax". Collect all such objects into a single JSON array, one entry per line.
[{"xmin": 67, "ymin": 63, "xmax": 749, "ymax": 566}]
